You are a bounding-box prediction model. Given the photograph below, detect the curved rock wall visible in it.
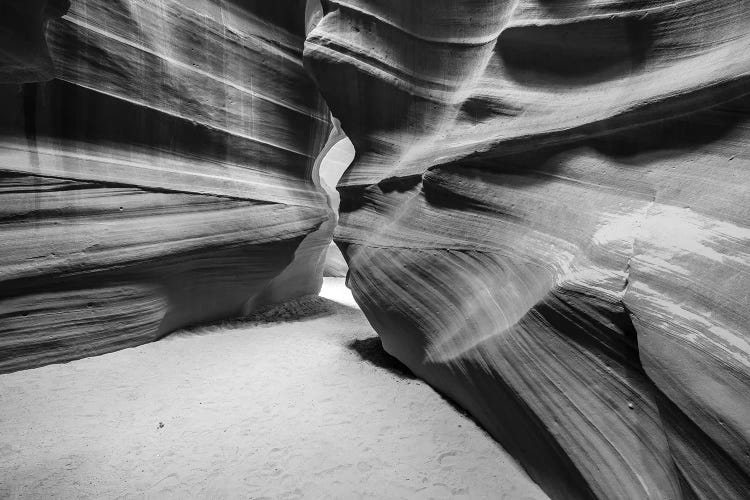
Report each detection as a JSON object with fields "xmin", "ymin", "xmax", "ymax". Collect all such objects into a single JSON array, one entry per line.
[
  {"xmin": 0, "ymin": 0, "xmax": 332, "ymax": 373},
  {"xmin": 305, "ymin": 1, "xmax": 750, "ymax": 498},
  {"xmin": 319, "ymin": 118, "xmax": 354, "ymax": 277}
]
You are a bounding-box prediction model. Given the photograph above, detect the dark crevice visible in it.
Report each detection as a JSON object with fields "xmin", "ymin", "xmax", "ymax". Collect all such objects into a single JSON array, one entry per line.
[{"xmin": 498, "ymin": 17, "xmax": 655, "ymax": 87}]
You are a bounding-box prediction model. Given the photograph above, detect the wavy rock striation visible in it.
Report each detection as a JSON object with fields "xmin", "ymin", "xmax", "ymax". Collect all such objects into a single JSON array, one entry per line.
[
  {"xmin": 0, "ymin": 0, "xmax": 332, "ymax": 373},
  {"xmin": 305, "ymin": 1, "xmax": 750, "ymax": 498}
]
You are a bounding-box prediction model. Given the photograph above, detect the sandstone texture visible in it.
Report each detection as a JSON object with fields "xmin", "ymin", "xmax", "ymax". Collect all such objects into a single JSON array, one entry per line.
[
  {"xmin": 0, "ymin": 0, "xmax": 70, "ymax": 82},
  {"xmin": 305, "ymin": 1, "xmax": 750, "ymax": 499},
  {"xmin": 0, "ymin": 0, "xmax": 332, "ymax": 372}
]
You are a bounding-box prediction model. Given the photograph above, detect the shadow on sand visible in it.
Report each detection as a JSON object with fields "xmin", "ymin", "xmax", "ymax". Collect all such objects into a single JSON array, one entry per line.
[{"xmin": 348, "ymin": 337, "xmax": 415, "ymax": 379}]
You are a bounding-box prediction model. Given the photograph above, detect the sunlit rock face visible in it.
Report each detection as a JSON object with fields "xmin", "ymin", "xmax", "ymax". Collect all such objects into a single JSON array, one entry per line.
[
  {"xmin": 305, "ymin": 1, "xmax": 750, "ymax": 498},
  {"xmin": 319, "ymin": 118, "xmax": 354, "ymax": 277},
  {"xmin": 0, "ymin": 0, "xmax": 332, "ymax": 373}
]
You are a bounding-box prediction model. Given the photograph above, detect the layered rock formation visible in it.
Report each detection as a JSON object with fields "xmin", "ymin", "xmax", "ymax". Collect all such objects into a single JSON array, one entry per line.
[
  {"xmin": 305, "ymin": 1, "xmax": 750, "ymax": 499},
  {"xmin": 0, "ymin": 0, "xmax": 333, "ymax": 372}
]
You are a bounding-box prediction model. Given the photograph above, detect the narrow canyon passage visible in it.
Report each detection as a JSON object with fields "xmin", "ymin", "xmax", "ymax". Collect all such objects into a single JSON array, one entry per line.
[
  {"xmin": 1, "ymin": 1, "xmax": 747, "ymax": 498},
  {"xmin": 0, "ymin": 279, "xmax": 547, "ymax": 500}
]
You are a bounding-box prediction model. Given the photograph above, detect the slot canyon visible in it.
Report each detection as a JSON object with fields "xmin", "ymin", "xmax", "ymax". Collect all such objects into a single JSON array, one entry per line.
[{"xmin": 1, "ymin": 1, "xmax": 748, "ymax": 499}]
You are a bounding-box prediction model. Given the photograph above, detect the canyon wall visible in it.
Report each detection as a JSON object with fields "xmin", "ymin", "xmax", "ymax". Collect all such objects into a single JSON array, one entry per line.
[
  {"xmin": 0, "ymin": 0, "xmax": 332, "ymax": 373},
  {"xmin": 305, "ymin": 1, "xmax": 750, "ymax": 499},
  {"xmin": 319, "ymin": 117, "xmax": 353, "ymax": 277}
]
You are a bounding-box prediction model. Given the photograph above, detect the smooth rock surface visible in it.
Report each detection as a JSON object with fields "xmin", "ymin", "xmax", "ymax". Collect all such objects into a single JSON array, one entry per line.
[
  {"xmin": 319, "ymin": 121, "xmax": 354, "ymax": 277},
  {"xmin": 0, "ymin": 1, "xmax": 334, "ymax": 373},
  {"xmin": 305, "ymin": 1, "xmax": 750, "ymax": 499}
]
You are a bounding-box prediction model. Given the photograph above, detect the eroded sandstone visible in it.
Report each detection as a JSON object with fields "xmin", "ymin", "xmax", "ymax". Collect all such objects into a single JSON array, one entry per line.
[
  {"xmin": 305, "ymin": 1, "xmax": 750, "ymax": 498},
  {"xmin": 0, "ymin": 0, "xmax": 332, "ymax": 372}
]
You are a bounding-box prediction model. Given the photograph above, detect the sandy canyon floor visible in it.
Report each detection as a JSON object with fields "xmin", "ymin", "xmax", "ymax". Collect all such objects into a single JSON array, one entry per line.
[{"xmin": 0, "ymin": 278, "xmax": 547, "ymax": 499}]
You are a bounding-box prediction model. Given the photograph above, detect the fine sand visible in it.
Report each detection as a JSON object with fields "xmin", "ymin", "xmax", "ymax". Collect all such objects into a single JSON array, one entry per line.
[{"xmin": 0, "ymin": 278, "xmax": 548, "ymax": 499}]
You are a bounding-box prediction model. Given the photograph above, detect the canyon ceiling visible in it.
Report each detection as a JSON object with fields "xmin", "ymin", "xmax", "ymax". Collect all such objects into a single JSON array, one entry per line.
[{"xmin": 1, "ymin": 1, "xmax": 749, "ymax": 499}]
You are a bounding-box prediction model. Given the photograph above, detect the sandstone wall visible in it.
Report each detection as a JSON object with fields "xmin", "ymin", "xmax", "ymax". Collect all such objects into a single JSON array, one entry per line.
[
  {"xmin": 305, "ymin": 1, "xmax": 750, "ymax": 498},
  {"xmin": 0, "ymin": 0, "xmax": 332, "ymax": 373}
]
